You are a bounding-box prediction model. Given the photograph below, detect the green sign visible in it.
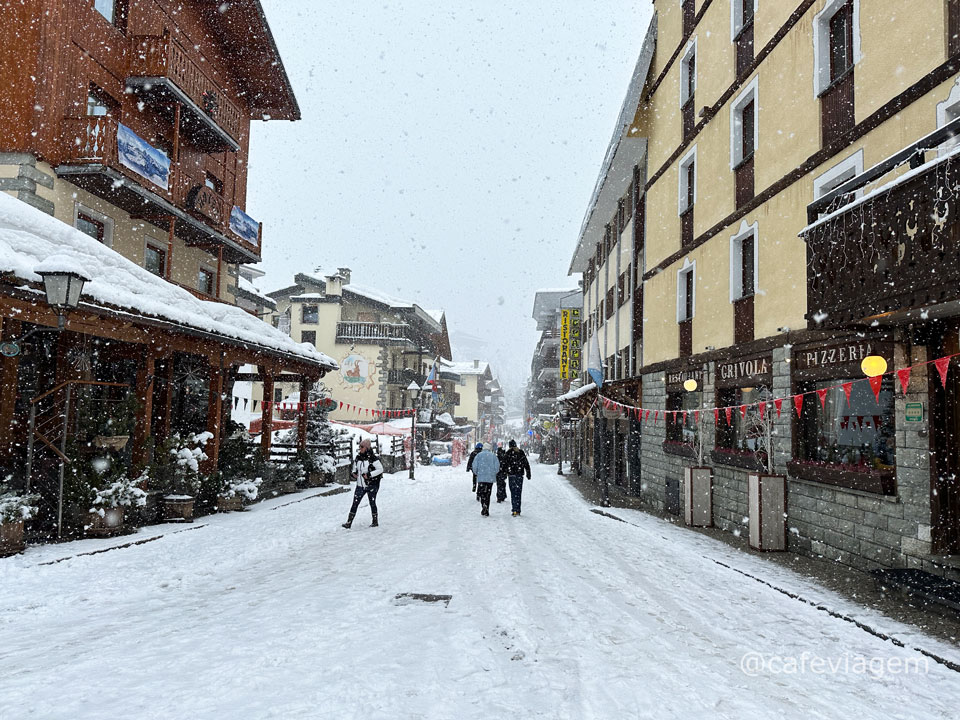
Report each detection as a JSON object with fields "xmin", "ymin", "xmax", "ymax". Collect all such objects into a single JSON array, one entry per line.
[{"xmin": 905, "ymin": 402, "xmax": 924, "ymax": 422}]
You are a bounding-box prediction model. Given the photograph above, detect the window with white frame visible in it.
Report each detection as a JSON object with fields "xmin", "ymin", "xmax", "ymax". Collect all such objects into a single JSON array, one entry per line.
[
  {"xmin": 678, "ymin": 146, "xmax": 697, "ymax": 215},
  {"xmin": 731, "ymin": 0, "xmax": 756, "ymax": 40},
  {"xmin": 730, "ymin": 78, "xmax": 758, "ymax": 168},
  {"xmin": 73, "ymin": 203, "xmax": 114, "ymax": 247},
  {"xmin": 730, "ymin": 221, "xmax": 758, "ymax": 301},
  {"xmin": 677, "ymin": 260, "xmax": 696, "ymax": 322},
  {"xmin": 813, "ymin": 150, "xmax": 864, "ymax": 200},
  {"xmin": 937, "ymin": 77, "xmax": 960, "ymax": 155},
  {"xmin": 680, "ymin": 39, "xmax": 697, "ymax": 106},
  {"xmin": 812, "ymin": 0, "xmax": 860, "ymax": 96}
]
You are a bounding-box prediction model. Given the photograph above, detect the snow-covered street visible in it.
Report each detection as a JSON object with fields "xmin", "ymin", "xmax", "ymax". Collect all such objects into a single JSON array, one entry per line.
[{"xmin": 2, "ymin": 461, "xmax": 960, "ymax": 719}]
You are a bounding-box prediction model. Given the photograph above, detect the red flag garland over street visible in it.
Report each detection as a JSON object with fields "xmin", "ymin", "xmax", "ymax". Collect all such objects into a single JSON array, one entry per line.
[
  {"xmin": 897, "ymin": 367, "xmax": 911, "ymax": 394},
  {"xmin": 774, "ymin": 398, "xmax": 782, "ymax": 418},
  {"xmin": 794, "ymin": 394, "xmax": 803, "ymax": 417},
  {"xmin": 842, "ymin": 382, "xmax": 852, "ymax": 406},
  {"xmin": 758, "ymin": 402, "xmax": 765, "ymax": 421},
  {"xmin": 935, "ymin": 356, "xmax": 951, "ymax": 388},
  {"xmin": 869, "ymin": 375, "xmax": 883, "ymax": 402},
  {"xmin": 713, "ymin": 408, "xmax": 720, "ymax": 424},
  {"xmin": 816, "ymin": 388, "xmax": 828, "ymax": 408},
  {"xmin": 739, "ymin": 405, "xmax": 747, "ymax": 419},
  {"xmin": 725, "ymin": 407, "xmax": 732, "ymax": 425}
]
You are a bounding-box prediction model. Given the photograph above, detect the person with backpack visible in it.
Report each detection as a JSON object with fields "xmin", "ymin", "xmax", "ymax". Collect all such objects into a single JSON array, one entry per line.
[
  {"xmin": 502, "ymin": 439, "xmax": 531, "ymax": 516},
  {"xmin": 342, "ymin": 438, "xmax": 384, "ymax": 529}
]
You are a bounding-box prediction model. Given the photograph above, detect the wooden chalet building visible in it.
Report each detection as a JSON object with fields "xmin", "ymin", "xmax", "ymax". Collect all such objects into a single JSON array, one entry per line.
[{"xmin": 0, "ymin": 0, "xmax": 337, "ymax": 535}]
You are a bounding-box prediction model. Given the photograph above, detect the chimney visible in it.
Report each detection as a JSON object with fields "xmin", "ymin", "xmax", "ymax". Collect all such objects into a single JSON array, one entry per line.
[
  {"xmin": 325, "ymin": 275, "xmax": 343, "ymax": 297},
  {"xmin": 473, "ymin": 359, "xmax": 479, "ymax": 368},
  {"xmin": 337, "ymin": 267, "xmax": 352, "ymax": 285}
]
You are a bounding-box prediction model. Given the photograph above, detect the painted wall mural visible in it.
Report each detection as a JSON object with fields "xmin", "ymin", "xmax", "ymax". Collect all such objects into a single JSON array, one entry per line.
[{"xmin": 339, "ymin": 353, "xmax": 376, "ymax": 392}]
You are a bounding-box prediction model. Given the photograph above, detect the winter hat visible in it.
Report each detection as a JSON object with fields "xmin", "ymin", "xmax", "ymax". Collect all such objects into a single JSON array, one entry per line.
[
  {"xmin": 508, "ymin": 440, "xmax": 517, "ymax": 448},
  {"xmin": 475, "ymin": 443, "xmax": 483, "ymax": 450}
]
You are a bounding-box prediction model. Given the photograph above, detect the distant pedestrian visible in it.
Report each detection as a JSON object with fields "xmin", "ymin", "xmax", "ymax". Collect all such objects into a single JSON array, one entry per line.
[
  {"xmin": 342, "ymin": 438, "xmax": 384, "ymax": 529},
  {"xmin": 502, "ymin": 439, "xmax": 531, "ymax": 516},
  {"xmin": 466, "ymin": 442, "xmax": 483, "ymax": 496},
  {"xmin": 495, "ymin": 443, "xmax": 507, "ymax": 503},
  {"xmin": 471, "ymin": 445, "xmax": 500, "ymax": 516}
]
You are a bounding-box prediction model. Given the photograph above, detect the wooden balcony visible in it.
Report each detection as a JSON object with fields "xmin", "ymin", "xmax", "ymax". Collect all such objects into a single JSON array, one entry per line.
[
  {"xmin": 386, "ymin": 368, "xmax": 426, "ymax": 386},
  {"xmin": 803, "ymin": 120, "xmax": 960, "ymax": 329},
  {"xmin": 57, "ymin": 116, "xmax": 260, "ymax": 263},
  {"xmin": 336, "ymin": 322, "xmax": 416, "ymax": 345},
  {"xmin": 128, "ymin": 34, "xmax": 242, "ymax": 152}
]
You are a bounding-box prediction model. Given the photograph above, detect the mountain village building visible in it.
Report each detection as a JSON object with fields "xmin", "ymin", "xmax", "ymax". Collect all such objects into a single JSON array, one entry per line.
[{"xmin": 560, "ymin": 0, "xmax": 960, "ymax": 578}]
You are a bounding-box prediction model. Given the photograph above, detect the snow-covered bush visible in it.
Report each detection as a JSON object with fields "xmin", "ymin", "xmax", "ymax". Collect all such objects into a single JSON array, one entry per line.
[
  {"xmin": 223, "ymin": 477, "xmax": 262, "ymax": 502},
  {"xmin": 91, "ymin": 471, "xmax": 148, "ymax": 512},
  {"xmin": 149, "ymin": 432, "xmax": 210, "ymax": 498},
  {"xmin": 0, "ymin": 490, "xmax": 40, "ymax": 524}
]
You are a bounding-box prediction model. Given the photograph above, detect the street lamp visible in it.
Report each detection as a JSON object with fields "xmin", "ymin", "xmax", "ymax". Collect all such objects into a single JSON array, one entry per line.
[
  {"xmin": 0, "ymin": 266, "xmax": 89, "ymax": 357},
  {"xmin": 407, "ymin": 381, "xmax": 421, "ymax": 480}
]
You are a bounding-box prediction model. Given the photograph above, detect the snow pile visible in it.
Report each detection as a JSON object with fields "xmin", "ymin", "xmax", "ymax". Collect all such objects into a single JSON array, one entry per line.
[
  {"xmin": 0, "ymin": 192, "xmax": 336, "ymax": 369},
  {"xmin": 556, "ymin": 382, "xmax": 596, "ymax": 402}
]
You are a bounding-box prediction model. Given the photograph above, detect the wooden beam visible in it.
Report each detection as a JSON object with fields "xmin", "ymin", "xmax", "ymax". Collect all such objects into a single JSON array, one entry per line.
[
  {"xmin": 203, "ymin": 358, "xmax": 224, "ymax": 474},
  {"xmin": 0, "ymin": 317, "xmax": 21, "ymax": 461},
  {"xmin": 297, "ymin": 377, "xmax": 309, "ymax": 451},
  {"xmin": 132, "ymin": 355, "xmax": 154, "ymax": 469},
  {"xmin": 260, "ymin": 367, "xmax": 274, "ymax": 455}
]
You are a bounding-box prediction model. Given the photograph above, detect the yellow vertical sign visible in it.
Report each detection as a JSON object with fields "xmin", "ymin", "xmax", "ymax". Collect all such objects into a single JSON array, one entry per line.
[
  {"xmin": 569, "ymin": 307, "xmax": 581, "ymax": 378},
  {"xmin": 560, "ymin": 309, "xmax": 571, "ymax": 379}
]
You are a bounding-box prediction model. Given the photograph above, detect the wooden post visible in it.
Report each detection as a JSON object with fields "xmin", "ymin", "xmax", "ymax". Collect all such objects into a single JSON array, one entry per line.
[
  {"xmin": 166, "ymin": 217, "xmax": 175, "ymax": 280},
  {"xmin": 297, "ymin": 377, "xmax": 309, "ymax": 451},
  {"xmin": 260, "ymin": 367, "xmax": 274, "ymax": 455},
  {"xmin": 0, "ymin": 318, "xmax": 22, "ymax": 462},
  {"xmin": 132, "ymin": 355, "xmax": 155, "ymax": 468},
  {"xmin": 203, "ymin": 359, "xmax": 224, "ymax": 474},
  {"xmin": 158, "ymin": 358, "xmax": 174, "ymax": 440}
]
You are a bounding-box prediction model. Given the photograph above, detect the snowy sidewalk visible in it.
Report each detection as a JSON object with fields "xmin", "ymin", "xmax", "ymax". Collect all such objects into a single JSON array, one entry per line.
[{"xmin": 1, "ymin": 463, "xmax": 959, "ymax": 719}]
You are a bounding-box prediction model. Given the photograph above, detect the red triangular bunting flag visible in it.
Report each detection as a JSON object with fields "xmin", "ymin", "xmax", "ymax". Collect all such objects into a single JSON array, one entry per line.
[
  {"xmin": 842, "ymin": 383, "xmax": 852, "ymax": 406},
  {"xmin": 935, "ymin": 356, "xmax": 951, "ymax": 388},
  {"xmin": 740, "ymin": 405, "xmax": 747, "ymax": 419},
  {"xmin": 897, "ymin": 367, "xmax": 911, "ymax": 395},
  {"xmin": 869, "ymin": 375, "xmax": 883, "ymax": 402},
  {"xmin": 794, "ymin": 394, "xmax": 803, "ymax": 417},
  {"xmin": 758, "ymin": 402, "xmax": 765, "ymax": 421},
  {"xmin": 644, "ymin": 409, "xmax": 651, "ymax": 422},
  {"xmin": 817, "ymin": 388, "xmax": 828, "ymax": 408},
  {"xmin": 339, "ymin": 402, "xmax": 343, "ymax": 409},
  {"xmin": 654, "ymin": 411, "xmax": 659, "ymax": 424},
  {"xmin": 694, "ymin": 410, "xmax": 700, "ymax": 424},
  {"xmin": 725, "ymin": 407, "xmax": 732, "ymax": 425},
  {"xmin": 713, "ymin": 408, "xmax": 720, "ymax": 424},
  {"xmin": 774, "ymin": 398, "xmax": 782, "ymax": 417},
  {"xmin": 682, "ymin": 411, "xmax": 687, "ymax": 424}
]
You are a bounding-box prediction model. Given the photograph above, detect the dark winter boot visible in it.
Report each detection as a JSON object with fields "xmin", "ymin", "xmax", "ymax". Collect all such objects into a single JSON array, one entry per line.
[
  {"xmin": 342, "ymin": 512, "xmax": 355, "ymax": 529},
  {"xmin": 370, "ymin": 515, "xmax": 379, "ymax": 528}
]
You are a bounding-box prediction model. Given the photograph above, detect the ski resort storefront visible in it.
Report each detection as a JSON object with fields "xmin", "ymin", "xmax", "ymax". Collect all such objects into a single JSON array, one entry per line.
[{"xmin": 0, "ymin": 195, "xmax": 337, "ymax": 540}]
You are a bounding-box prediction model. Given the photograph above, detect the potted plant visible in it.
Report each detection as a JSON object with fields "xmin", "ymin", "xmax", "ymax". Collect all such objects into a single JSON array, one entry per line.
[
  {"xmin": 88, "ymin": 468, "xmax": 148, "ymax": 537},
  {"xmin": 218, "ymin": 477, "xmax": 262, "ymax": 512},
  {"xmin": 149, "ymin": 432, "xmax": 210, "ymax": 522},
  {"xmin": 683, "ymin": 403, "xmax": 713, "ymax": 528},
  {"xmin": 0, "ymin": 486, "xmax": 40, "ymax": 557},
  {"xmin": 277, "ymin": 456, "xmax": 305, "ymax": 494},
  {"xmin": 748, "ymin": 394, "xmax": 787, "ymax": 551}
]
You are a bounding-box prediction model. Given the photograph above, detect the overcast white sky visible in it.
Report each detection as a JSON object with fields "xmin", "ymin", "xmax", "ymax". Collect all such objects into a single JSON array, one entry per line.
[{"xmin": 247, "ymin": 1, "xmax": 654, "ymax": 402}]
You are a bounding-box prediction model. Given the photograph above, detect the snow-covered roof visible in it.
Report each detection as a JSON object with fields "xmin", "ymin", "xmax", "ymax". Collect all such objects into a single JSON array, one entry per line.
[
  {"xmin": 425, "ymin": 308, "xmax": 445, "ymax": 324},
  {"xmin": 447, "ymin": 361, "xmax": 491, "ymax": 376},
  {"xmin": 343, "ymin": 283, "xmax": 414, "ymax": 309},
  {"xmin": 290, "ymin": 293, "xmax": 325, "ymax": 301},
  {"xmin": 557, "ymin": 382, "xmax": 597, "ymax": 403},
  {"xmin": 0, "ymin": 192, "xmax": 336, "ymax": 370},
  {"xmin": 236, "ymin": 275, "xmax": 277, "ymax": 309}
]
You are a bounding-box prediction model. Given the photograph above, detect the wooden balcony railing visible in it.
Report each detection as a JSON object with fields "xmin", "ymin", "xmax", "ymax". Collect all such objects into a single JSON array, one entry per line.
[
  {"xmin": 129, "ymin": 34, "xmax": 242, "ymax": 148},
  {"xmin": 336, "ymin": 322, "xmax": 416, "ymax": 344},
  {"xmin": 803, "ymin": 122, "xmax": 960, "ymax": 328},
  {"xmin": 386, "ymin": 368, "xmax": 426, "ymax": 386}
]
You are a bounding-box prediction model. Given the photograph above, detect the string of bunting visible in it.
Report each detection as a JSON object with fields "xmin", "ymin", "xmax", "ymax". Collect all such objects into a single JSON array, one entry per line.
[
  {"xmin": 229, "ymin": 396, "xmax": 414, "ymax": 419},
  {"xmin": 593, "ymin": 352, "xmax": 959, "ymax": 424}
]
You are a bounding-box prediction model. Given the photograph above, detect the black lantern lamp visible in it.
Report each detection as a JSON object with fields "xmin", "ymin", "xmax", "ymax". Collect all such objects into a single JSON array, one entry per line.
[{"xmin": 37, "ymin": 268, "xmax": 88, "ymax": 328}]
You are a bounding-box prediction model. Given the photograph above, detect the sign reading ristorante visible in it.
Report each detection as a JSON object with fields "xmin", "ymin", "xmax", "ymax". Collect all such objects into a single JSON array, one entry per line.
[{"xmin": 665, "ymin": 367, "xmax": 704, "ymax": 390}]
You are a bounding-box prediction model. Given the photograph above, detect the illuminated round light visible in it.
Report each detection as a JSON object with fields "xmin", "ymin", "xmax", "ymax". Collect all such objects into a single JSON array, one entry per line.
[
  {"xmin": 861, "ymin": 355, "xmax": 888, "ymax": 378},
  {"xmin": 683, "ymin": 378, "xmax": 698, "ymax": 392}
]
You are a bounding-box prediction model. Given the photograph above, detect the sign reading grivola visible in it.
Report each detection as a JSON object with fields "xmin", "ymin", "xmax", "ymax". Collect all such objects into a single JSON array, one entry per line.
[{"xmin": 716, "ymin": 354, "xmax": 772, "ymax": 387}]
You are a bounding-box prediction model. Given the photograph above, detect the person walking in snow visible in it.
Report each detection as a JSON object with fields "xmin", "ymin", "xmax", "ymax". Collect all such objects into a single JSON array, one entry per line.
[
  {"xmin": 495, "ymin": 442, "xmax": 508, "ymax": 504},
  {"xmin": 471, "ymin": 444, "xmax": 500, "ymax": 516},
  {"xmin": 502, "ymin": 439, "xmax": 531, "ymax": 516},
  {"xmin": 466, "ymin": 442, "xmax": 483, "ymax": 496},
  {"xmin": 342, "ymin": 438, "xmax": 384, "ymax": 529}
]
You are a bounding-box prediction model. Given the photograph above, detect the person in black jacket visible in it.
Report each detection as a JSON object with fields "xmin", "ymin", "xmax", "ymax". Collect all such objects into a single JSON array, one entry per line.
[
  {"xmin": 502, "ymin": 439, "xmax": 531, "ymax": 516},
  {"xmin": 495, "ymin": 442, "xmax": 508, "ymax": 503},
  {"xmin": 342, "ymin": 439, "xmax": 385, "ymax": 529},
  {"xmin": 466, "ymin": 442, "xmax": 483, "ymax": 496}
]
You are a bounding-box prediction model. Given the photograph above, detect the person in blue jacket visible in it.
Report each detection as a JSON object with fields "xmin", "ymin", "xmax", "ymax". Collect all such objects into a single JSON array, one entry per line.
[{"xmin": 471, "ymin": 445, "xmax": 500, "ymax": 516}]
